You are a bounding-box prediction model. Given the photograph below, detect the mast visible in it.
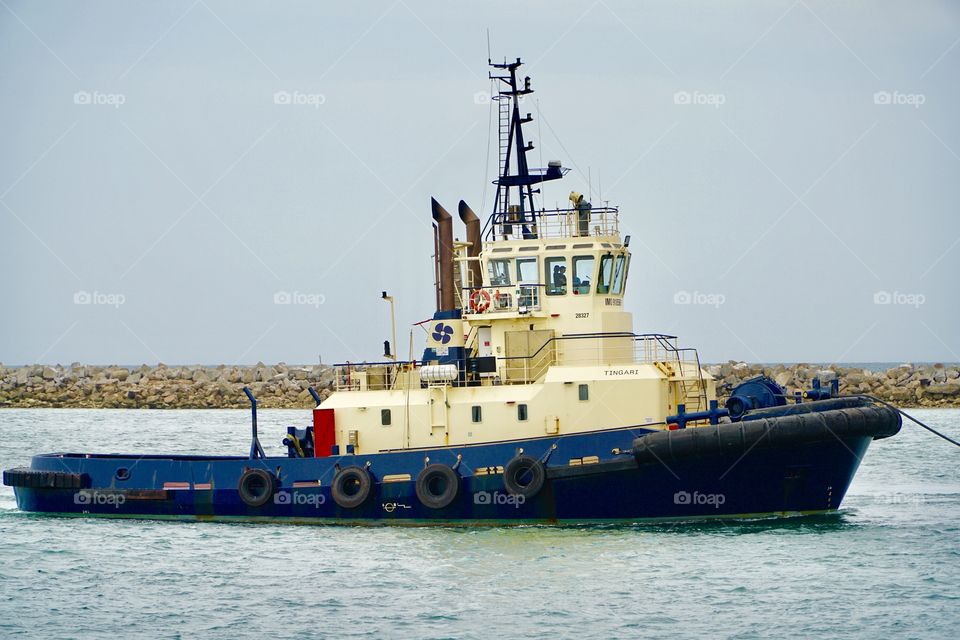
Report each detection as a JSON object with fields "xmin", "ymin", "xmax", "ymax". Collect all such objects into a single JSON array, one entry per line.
[{"xmin": 488, "ymin": 57, "xmax": 566, "ymax": 239}]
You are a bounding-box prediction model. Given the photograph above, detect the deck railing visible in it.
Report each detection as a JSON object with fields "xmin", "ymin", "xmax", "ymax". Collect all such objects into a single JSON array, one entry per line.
[
  {"xmin": 458, "ymin": 284, "xmax": 543, "ymax": 315},
  {"xmin": 332, "ymin": 333, "xmax": 706, "ymax": 400},
  {"xmin": 484, "ymin": 207, "xmax": 620, "ymax": 241}
]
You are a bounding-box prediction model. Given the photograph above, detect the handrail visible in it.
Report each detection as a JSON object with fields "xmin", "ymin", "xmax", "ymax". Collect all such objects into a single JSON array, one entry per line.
[
  {"xmin": 331, "ymin": 332, "xmax": 705, "ymax": 392},
  {"xmin": 498, "ymin": 332, "xmax": 679, "ymax": 364},
  {"xmin": 483, "ymin": 206, "xmax": 620, "ymax": 240}
]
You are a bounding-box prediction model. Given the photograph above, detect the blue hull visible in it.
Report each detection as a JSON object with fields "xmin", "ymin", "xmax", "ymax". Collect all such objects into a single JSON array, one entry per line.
[{"xmin": 9, "ymin": 424, "xmax": 872, "ymax": 524}]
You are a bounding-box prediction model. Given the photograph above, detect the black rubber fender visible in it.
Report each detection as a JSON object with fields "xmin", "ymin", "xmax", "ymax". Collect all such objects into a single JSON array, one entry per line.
[
  {"xmin": 415, "ymin": 464, "xmax": 460, "ymax": 510},
  {"xmin": 331, "ymin": 465, "xmax": 373, "ymax": 509},
  {"xmin": 237, "ymin": 468, "xmax": 277, "ymax": 508},
  {"xmin": 633, "ymin": 404, "xmax": 902, "ymax": 464},
  {"xmin": 2, "ymin": 467, "xmax": 89, "ymax": 490},
  {"xmin": 503, "ymin": 455, "xmax": 546, "ymax": 499},
  {"xmin": 740, "ymin": 397, "xmax": 866, "ymax": 421}
]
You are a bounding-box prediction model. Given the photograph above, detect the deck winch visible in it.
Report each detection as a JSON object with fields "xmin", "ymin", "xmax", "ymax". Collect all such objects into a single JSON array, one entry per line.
[{"xmin": 725, "ymin": 376, "xmax": 788, "ymax": 420}]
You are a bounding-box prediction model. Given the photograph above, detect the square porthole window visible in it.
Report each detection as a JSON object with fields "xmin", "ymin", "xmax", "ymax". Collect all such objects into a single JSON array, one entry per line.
[
  {"xmin": 381, "ymin": 409, "xmax": 391, "ymax": 426},
  {"xmin": 578, "ymin": 384, "xmax": 589, "ymax": 401},
  {"xmin": 471, "ymin": 406, "xmax": 482, "ymax": 423},
  {"xmin": 517, "ymin": 404, "xmax": 528, "ymax": 421}
]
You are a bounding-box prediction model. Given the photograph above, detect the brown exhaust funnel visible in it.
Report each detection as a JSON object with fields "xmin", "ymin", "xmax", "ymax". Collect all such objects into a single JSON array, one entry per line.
[
  {"xmin": 458, "ymin": 200, "xmax": 483, "ymax": 290},
  {"xmin": 431, "ymin": 198, "xmax": 455, "ymax": 312}
]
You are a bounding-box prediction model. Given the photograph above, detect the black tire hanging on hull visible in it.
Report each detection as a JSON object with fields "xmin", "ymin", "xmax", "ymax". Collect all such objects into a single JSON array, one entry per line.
[
  {"xmin": 416, "ymin": 464, "xmax": 460, "ymax": 510},
  {"xmin": 331, "ymin": 465, "xmax": 373, "ymax": 509},
  {"xmin": 237, "ymin": 468, "xmax": 277, "ymax": 507},
  {"xmin": 503, "ymin": 455, "xmax": 546, "ymax": 499}
]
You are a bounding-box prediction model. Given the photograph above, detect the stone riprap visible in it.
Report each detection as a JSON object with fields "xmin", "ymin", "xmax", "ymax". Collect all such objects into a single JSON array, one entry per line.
[
  {"xmin": 0, "ymin": 362, "xmax": 957, "ymax": 409},
  {"xmin": 0, "ymin": 363, "xmax": 334, "ymax": 409},
  {"xmin": 705, "ymin": 362, "xmax": 960, "ymax": 408}
]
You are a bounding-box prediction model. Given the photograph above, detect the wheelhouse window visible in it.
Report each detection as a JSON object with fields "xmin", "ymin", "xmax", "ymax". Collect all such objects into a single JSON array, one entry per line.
[
  {"xmin": 488, "ymin": 259, "xmax": 511, "ymax": 287},
  {"xmin": 612, "ymin": 254, "xmax": 629, "ymax": 295},
  {"xmin": 516, "ymin": 257, "xmax": 538, "ymax": 284},
  {"xmin": 516, "ymin": 257, "xmax": 541, "ymax": 309},
  {"xmin": 545, "ymin": 257, "xmax": 567, "ymax": 296},
  {"xmin": 572, "ymin": 256, "xmax": 595, "ymax": 295},
  {"xmin": 597, "ymin": 254, "xmax": 613, "ymax": 294}
]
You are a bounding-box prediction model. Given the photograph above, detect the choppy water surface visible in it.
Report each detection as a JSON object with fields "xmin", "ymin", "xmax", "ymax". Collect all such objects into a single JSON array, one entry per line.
[{"xmin": 1, "ymin": 409, "xmax": 957, "ymax": 639}]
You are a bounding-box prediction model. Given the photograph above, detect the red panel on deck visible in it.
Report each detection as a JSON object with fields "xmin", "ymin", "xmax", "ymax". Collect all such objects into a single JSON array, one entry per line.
[{"xmin": 313, "ymin": 408, "xmax": 336, "ymax": 457}]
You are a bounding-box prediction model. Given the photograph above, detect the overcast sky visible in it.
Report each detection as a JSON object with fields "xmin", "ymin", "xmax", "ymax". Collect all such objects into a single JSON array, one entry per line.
[{"xmin": 1, "ymin": 0, "xmax": 958, "ymax": 366}]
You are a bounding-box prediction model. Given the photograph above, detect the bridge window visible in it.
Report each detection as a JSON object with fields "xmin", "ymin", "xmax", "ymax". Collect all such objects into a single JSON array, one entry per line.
[
  {"xmin": 572, "ymin": 256, "xmax": 595, "ymax": 295},
  {"xmin": 545, "ymin": 256, "xmax": 567, "ymax": 295},
  {"xmin": 597, "ymin": 254, "xmax": 613, "ymax": 294},
  {"xmin": 516, "ymin": 257, "xmax": 538, "ymax": 283},
  {"xmin": 488, "ymin": 259, "xmax": 511, "ymax": 286},
  {"xmin": 517, "ymin": 404, "xmax": 528, "ymax": 421},
  {"xmin": 612, "ymin": 255, "xmax": 629, "ymax": 295}
]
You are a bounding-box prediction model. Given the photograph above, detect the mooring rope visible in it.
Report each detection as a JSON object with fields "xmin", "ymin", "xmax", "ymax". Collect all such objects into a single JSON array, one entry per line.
[{"xmin": 859, "ymin": 395, "xmax": 960, "ymax": 448}]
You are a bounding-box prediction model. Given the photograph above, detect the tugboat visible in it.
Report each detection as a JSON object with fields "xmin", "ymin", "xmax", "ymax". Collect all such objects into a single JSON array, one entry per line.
[{"xmin": 3, "ymin": 58, "xmax": 901, "ymax": 524}]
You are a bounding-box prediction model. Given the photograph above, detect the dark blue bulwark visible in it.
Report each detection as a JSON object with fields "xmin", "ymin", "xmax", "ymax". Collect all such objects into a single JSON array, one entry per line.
[{"xmin": 9, "ymin": 421, "xmax": 875, "ymax": 524}]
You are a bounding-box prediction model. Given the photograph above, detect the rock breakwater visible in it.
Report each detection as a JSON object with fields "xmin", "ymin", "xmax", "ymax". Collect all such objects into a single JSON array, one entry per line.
[
  {"xmin": 706, "ymin": 362, "xmax": 960, "ymax": 408},
  {"xmin": 0, "ymin": 363, "xmax": 334, "ymax": 409},
  {"xmin": 0, "ymin": 362, "xmax": 957, "ymax": 409}
]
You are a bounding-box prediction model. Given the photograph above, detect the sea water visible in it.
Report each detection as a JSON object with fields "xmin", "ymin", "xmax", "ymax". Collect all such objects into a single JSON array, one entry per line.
[{"xmin": 1, "ymin": 409, "xmax": 957, "ymax": 639}]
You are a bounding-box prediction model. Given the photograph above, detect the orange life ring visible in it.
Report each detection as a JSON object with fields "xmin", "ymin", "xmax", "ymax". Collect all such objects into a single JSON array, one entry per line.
[{"xmin": 470, "ymin": 289, "xmax": 491, "ymax": 313}]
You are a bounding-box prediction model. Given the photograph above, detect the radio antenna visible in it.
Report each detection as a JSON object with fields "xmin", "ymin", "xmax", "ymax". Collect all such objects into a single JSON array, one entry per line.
[{"xmin": 486, "ymin": 29, "xmax": 491, "ymax": 64}]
